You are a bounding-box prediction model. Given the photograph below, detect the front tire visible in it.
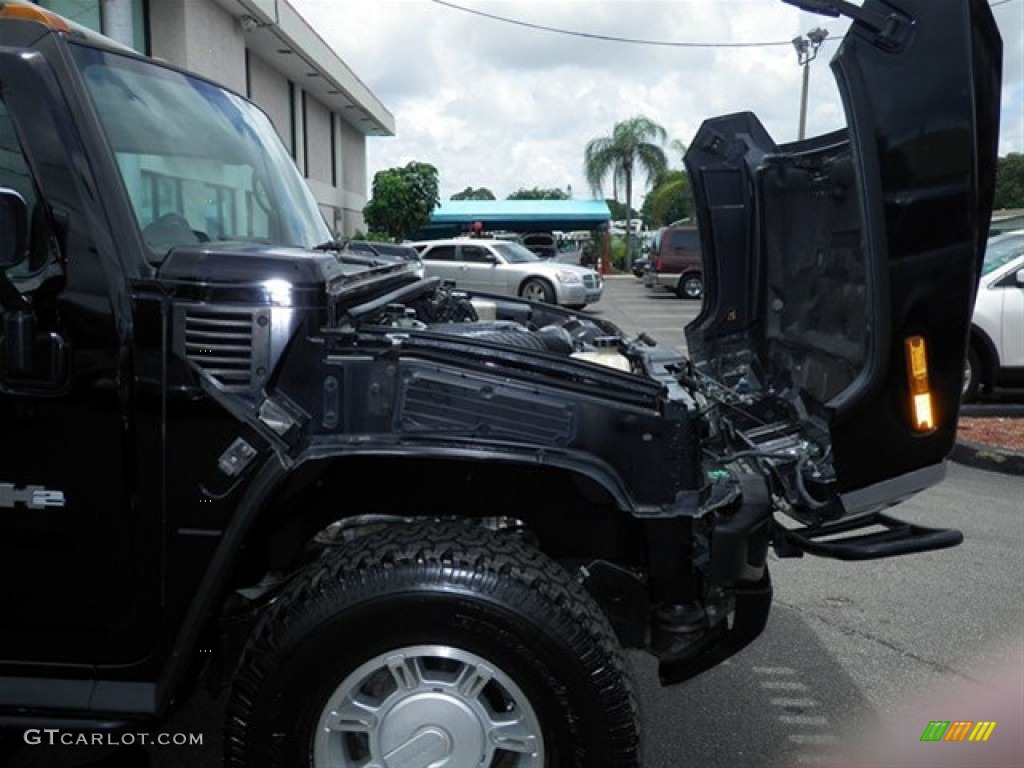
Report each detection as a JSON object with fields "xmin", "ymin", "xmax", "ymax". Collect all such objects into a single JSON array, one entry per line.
[
  {"xmin": 225, "ymin": 522, "xmax": 639, "ymax": 767},
  {"xmin": 962, "ymin": 344, "xmax": 982, "ymax": 402},
  {"xmin": 520, "ymin": 278, "xmax": 556, "ymax": 304}
]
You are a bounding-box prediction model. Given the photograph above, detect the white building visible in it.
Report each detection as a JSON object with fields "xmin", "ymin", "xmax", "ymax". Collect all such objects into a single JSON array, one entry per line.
[{"xmin": 34, "ymin": 0, "xmax": 394, "ymax": 236}]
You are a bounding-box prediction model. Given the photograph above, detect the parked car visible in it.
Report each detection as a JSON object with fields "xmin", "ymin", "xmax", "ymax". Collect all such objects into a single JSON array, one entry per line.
[
  {"xmin": 963, "ymin": 230, "xmax": 1024, "ymax": 400},
  {"xmin": 521, "ymin": 231, "xmax": 558, "ymax": 260},
  {"xmin": 631, "ymin": 255, "xmax": 650, "ymax": 278},
  {"xmin": 410, "ymin": 237, "xmax": 604, "ymax": 308},
  {"xmin": 649, "ymin": 225, "xmax": 703, "ymax": 299}
]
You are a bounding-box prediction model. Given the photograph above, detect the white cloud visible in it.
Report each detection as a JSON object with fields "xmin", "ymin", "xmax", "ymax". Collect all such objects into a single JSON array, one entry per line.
[{"xmin": 293, "ymin": 0, "xmax": 1023, "ymax": 201}]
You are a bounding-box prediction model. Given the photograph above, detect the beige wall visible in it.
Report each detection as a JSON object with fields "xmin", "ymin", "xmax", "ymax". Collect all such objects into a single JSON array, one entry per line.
[
  {"xmin": 149, "ymin": 0, "xmax": 246, "ymax": 95},
  {"xmin": 339, "ymin": 121, "xmax": 366, "ymax": 200},
  {"xmin": 247, "ymin": 52, "xmax": 292, "ymax": 151},
  {"xmin": 305, "ymin": 95, "xmax": 333, "ymax": 186}
]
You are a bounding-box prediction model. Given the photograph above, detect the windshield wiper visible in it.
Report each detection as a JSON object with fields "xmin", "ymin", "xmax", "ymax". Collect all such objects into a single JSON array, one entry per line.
[{"xmin": 313, "ymin": 239, "xmax": 345, "ymax": 252}]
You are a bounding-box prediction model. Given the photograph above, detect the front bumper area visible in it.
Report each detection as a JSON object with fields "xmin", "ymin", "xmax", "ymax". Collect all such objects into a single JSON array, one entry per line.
[
  {"xmin": 555, "ymin": 280, "xmax": 603, "ymax": 306},
  {"xmin": 657, "ymin": 573, "xmax": 772, "ymax": 686},
  {"xmin": 653, "ymin": 473, "xmax": 775, "ymax": 685}
]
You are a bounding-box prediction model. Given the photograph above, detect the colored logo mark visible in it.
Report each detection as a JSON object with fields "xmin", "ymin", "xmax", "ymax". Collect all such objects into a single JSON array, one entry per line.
[{"xmin": 921, "ymin": 721, "xmax": 997, "ymax": 742}]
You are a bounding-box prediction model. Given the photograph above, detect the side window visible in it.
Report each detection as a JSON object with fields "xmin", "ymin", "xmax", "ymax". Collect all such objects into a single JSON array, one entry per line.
[
  {"xmin": 0, "ymin": 97, "xmax": 50, "ymax": 278},
  {"xmin": 671, "ymin": 230, "xmax": 698, "ymax": 251},
  {"xmin": 461, "ymin": 245, "xmax": 492, "ymax": 263},
  {"xmin": 423, "ymin": 245, "xmax": 456, "ymax": 261}
]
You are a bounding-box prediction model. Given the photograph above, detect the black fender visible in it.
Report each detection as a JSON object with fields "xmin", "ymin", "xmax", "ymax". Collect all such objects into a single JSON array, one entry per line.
[{"xmin": 153, "ymin": 440, "xmax": 657, "ymax": 712}]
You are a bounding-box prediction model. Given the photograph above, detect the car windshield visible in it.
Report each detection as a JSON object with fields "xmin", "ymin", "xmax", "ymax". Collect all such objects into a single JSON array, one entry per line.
[
  {"xmin": 70, "ymin": 44, "xmax": 331, "ymax": 261},
  {"xmin": 492, "ymin": 242, "xmax": 540, "ymax": 263},
  {"xmin": 982, "ymin": 233, "xmax": 1024, "ymax": 275}
]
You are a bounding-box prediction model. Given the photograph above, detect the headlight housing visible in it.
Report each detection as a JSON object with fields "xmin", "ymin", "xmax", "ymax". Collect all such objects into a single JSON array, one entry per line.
[{"xmin": 555, "ymin": 270, "xmax": 582, "ymax": 284}]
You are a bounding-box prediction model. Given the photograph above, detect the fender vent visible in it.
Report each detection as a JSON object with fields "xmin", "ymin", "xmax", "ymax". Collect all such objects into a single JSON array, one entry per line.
[
  {"xmin": 177, "ymin": 307, "xmax": 269, "ymax": 393},
  {"xmin": 399, "ymin": 369, "xmax": 575, "ymax": 444}
]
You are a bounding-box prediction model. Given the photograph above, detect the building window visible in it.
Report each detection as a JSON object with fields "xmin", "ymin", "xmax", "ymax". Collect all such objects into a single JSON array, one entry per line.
[
  {"xmin": 244, "ymin": 49, "xmax": 251, "ymax": 99},
  {"xmin": 330, "ymin": 112, "xmax": 337, "ymax": 188},
  {"xmin": 35, "ymin": 0, "xmax": 148, "ymax": 51},
  {"xmin": 34, "ymin": 0, "xmax": 101, "ymax": 30},
  {"xmin": 288, "ymin": 81, "xmax": 297, "ymax": 162},
  {"xmin": 301, "ymin": 90, "xmax": 309, "ymax": 178}
]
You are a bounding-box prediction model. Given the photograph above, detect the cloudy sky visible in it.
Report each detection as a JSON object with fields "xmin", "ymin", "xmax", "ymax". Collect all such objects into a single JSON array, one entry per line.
[{"xmin": 291, "ymin": 0, "xmax": 1023, "ymax": 204}]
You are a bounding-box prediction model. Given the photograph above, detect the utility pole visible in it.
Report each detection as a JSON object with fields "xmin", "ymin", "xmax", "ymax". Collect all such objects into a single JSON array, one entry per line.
[{"xmin": 792, "ymin": 27, "xmax": 828, "ymax": 141}]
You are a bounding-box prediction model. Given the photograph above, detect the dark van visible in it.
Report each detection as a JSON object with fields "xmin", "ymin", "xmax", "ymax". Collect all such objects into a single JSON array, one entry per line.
[{"xmin": 648, "ymin": 225, "xmax": 703, "ymax": 299}]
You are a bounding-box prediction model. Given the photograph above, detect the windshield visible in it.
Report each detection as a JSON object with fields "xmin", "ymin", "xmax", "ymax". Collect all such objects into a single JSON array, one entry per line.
[
  {"xmin": 982, "ymin": 233, "xmax": 1024, "ymax": 275},
  {"xmin": 70, "ymin": 45, "xmax": 331, "ymax": 260},
  {"xmin": 492, "ymin": 242, "xmax": 540, "ymax": 263}
]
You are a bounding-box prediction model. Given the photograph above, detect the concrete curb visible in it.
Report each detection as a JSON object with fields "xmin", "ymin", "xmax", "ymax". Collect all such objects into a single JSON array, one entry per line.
[{"xmin": 950, "ymin": 440, "xmax": 1024, "ymax": 476}]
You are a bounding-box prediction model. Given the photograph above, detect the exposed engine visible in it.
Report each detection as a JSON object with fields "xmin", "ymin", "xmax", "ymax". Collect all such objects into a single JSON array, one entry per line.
[{"xmin": 353, "ymin": 280, "xmax": 637, "ymax": 373}]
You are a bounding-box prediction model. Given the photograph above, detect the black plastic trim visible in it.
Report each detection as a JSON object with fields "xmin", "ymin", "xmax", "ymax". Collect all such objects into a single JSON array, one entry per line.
[
  {"xmin": 710, "ymin": 474, "xmax": 773, "ymax": 585},
  {"xmin": 658, "ymin": 572, "xmax": 772, "ymax": 686},
  {"xmin": 0, "ymin": 715, "xmax": 131, "ymax": 731}
]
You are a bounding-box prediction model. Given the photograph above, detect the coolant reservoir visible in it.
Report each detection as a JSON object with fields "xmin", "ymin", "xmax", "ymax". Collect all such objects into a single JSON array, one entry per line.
[{"xmin": 571, "ymin": 336, "xmax": 632, "ymax": 373}]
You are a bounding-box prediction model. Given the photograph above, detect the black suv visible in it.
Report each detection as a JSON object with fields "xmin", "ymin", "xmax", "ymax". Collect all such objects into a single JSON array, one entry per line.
[{"xmin": 0, "ymin": 1, "xmax": 1002, "ymax": 765}]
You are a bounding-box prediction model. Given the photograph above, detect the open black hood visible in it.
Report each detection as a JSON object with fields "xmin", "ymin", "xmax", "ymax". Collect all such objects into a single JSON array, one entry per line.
[{"xmin": 685, "ymin": 0, "xmax": 1001, "ymax": 516}]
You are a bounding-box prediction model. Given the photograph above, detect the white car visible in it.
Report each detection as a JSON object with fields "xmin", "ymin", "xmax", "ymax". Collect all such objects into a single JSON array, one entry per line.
[
  {"xmin": 964, "ymin": 230, "xmax": 1024, "ymax": 400},
  {"xmin": 410, "ymin": 238, "xmax": 603, "ymax": 308}
]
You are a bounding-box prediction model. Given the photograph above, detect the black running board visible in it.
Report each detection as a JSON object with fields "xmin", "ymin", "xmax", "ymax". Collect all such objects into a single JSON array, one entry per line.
[{"xmin": 777, "ymin": 512, "xmax": 963, "ymax": 560}]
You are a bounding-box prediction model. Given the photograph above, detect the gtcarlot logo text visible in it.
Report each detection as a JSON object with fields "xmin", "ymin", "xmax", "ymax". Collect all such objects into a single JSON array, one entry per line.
[{"xmin": 23, "ymin": 729, "xmax": 203, "ymax": 747}]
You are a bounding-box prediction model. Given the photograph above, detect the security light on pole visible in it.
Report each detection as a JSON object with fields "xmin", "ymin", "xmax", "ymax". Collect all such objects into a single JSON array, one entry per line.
[{"xmin": 793, "ymin": 27, "xmax": 828, "ymax": 141}]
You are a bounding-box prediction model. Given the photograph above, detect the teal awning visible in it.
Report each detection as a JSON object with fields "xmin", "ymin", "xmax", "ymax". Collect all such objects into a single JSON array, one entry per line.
[{"xmin": 411, "ymin": 200, "xmax": 611, "ymax": 239}]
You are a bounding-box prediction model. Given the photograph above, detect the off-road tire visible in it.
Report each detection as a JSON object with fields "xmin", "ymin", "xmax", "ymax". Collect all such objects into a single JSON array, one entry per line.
[{"xmin": 224, "ymin": 521, "xmax": 640, "ymax": 767}]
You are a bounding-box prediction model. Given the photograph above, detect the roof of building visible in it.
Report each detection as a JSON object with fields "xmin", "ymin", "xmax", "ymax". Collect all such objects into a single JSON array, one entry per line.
[
  {"xmin": 213, "ymin": 0, "xmax": 394, "ymax": 137},
  {"xmin": 413, "ymin": 199, "xmax": 612, "ymax": 239}
]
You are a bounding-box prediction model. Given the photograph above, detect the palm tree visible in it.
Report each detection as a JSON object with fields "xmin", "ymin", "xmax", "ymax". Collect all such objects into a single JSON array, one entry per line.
[{"xmin": 584, "ymin": 116, "xmax": 668, "ymax": 268}]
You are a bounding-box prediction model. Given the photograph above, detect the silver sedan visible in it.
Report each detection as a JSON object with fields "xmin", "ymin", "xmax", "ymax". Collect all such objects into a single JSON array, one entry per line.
[{"xmin": 410, "ymin": 238, "xmax": 603, "ymax": 308}]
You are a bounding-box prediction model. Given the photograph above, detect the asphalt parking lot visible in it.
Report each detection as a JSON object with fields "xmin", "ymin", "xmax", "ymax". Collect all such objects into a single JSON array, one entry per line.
[
  {"xmin": 587, "ymin": 274, "xmax": 702, "ymax": 352},
  {"xmin": 5, "ymin": 276, "xmax": 1021, "ymax": 767}
]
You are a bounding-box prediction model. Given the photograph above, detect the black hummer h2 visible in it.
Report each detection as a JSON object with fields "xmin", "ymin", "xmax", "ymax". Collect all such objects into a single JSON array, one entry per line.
[{"xmin": 0, "ymin": 0, "xmax": 1002, "ymax": 765}]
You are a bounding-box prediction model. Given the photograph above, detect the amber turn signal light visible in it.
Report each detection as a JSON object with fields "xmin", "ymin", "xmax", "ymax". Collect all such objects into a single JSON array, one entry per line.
[
  {"xmin": 904, "ymin": 335, "xmax": 935, "ymax": 433},
  {"xmin": 0, "ymin": 2, "xmax": 72, "ymax": 32}
]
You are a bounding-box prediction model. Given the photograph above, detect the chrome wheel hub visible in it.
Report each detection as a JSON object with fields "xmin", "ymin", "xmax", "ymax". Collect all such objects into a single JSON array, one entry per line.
[
  {"xmin": 314, "ymin": 645, "xmax": 544, "ymax": 767},
  {"xmin": 523, "ymin": 284, "xmax": 546, "ymax": 302}
]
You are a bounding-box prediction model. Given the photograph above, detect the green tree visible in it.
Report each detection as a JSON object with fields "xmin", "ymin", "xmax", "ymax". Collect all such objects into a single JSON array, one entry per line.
[
  {"xmin": 363, "ymin": 161, "xmax": 440, "ymax": 241},
  {"xmin": 994, "ymin": 153, "xmax": 1024, "ymax": 209},
  {"xmin": 584, "ymin": 116, "xmax": 668, "ymax": 267},
  {"xmin": 604, "ymin": 199, "xmax": 637, "ymax": 222},
  {"xmin": 506, "ymin": 187, "xmax": 570, "ymax": 201},
  {"xmin": 642, "ymin": 169, "xmax": 692, "ymax": 227},
  {"xmin": 451, "ymin": 186, "xmax": 496, "ymax": 201}
]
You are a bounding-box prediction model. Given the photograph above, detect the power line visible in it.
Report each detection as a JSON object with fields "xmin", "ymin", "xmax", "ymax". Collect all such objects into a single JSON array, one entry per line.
[
  {"xmin": 429, "ymin": 0, "xmax": 818, "ymax": 48},
  {"xmin": 430, "ymin": 0, "xmax": 1013, "ymax": 50}
]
